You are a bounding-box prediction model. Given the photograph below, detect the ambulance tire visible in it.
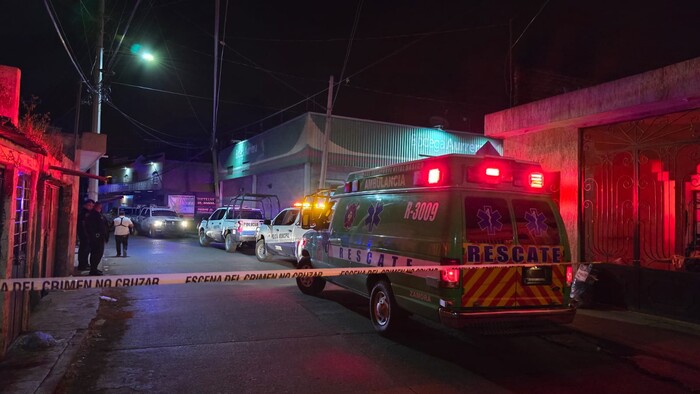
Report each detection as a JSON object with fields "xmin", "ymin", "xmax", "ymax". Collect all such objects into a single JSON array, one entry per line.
[
  {"xmin": 225, "ymin": 233, "xmax": 237, "ymax": 253},
  {"xmin": 296, "ymin": 258, "xmax": 325, "ymax": 295},
  {"xmin": 199, "ymin": 230, "xmax": 210, "ymax": 247},
  {"xmin": 255, "ymin": 239, "xmax": 269, "ymax": 261},
  {"xmin": 369, "ymin": 281, "xmax": 401, "ymax": 335}
]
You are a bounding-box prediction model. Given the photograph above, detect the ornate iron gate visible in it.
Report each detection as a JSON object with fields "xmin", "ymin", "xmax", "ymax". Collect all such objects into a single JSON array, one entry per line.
[{"xmin": 583, "ymin": 110, "xmax": 700, "ymax": 270}]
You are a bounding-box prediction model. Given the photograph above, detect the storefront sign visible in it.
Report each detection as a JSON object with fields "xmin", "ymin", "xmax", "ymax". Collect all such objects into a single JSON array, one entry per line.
[{"xmin": 196, "ymin": 196, "xmax": 217, "ymax": 214}]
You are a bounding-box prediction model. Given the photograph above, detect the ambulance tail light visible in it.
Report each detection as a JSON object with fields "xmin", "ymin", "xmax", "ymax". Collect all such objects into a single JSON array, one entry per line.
[
  {"xmin": 529, "ymin": 172, "xmax": 544, "ymax": 188},
  {"xmin": 440, "ymin": 257, "xmax": 461, "ymax": 288},
  {"xmin": 566, "ymin": 265, "xmax": 573, "ymax": 286}
]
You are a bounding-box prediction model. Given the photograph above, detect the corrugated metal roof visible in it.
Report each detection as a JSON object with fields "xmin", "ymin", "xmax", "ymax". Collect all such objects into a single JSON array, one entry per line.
[{"xmin": 218, "ymin": 112, "xmax": 502, "ymax": 179}]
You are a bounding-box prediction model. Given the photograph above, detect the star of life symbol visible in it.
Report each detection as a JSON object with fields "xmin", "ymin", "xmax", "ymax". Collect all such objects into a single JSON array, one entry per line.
[
  {"xmin": 477, "ymin": 206, "xmax": 502, "ymax": 235},
  {"xmin": 365, "ymin": 203, "xmax": 384, "ymax": 232},
  {"xmin": 525, "ymin": 208, "xmax": 548, "ymax": 236}
]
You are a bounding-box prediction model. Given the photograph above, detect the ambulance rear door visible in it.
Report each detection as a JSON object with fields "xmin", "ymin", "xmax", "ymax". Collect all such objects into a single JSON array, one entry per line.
[
  {"xmin": 511, "ymin": 199, "xmax": 568, "ymax": 307},
  {"xmin": 462, "ymin": 196, "xmax": 518, "ymax": 309}
]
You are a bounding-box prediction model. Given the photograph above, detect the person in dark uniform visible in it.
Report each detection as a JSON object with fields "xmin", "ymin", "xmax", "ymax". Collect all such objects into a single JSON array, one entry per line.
[
  {"xmin": 86, "ymin": 201, "xmax": 109, "ymax": 276},
  {"xmin": 77, "ymin": 199, "xmax": 95, "ymax": 271}
]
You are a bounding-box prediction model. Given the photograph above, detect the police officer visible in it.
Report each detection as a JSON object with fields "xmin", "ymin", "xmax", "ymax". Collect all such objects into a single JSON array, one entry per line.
[
  {"xmin": 113, "ymin": 209, "xmax": 134, "ymax": 257},
  {"xmin": 77, "ymin": 199, "xmax": 95, "ymax": 271},
  {"xmin": 85, "ymin": 201, "xmax": 109, "ymax": 276}
]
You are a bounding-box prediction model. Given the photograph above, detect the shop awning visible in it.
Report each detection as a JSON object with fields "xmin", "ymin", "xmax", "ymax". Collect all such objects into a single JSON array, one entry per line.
[{"xmin": 48, "ymin": 165, "xmax": 108, "ymax": 182}]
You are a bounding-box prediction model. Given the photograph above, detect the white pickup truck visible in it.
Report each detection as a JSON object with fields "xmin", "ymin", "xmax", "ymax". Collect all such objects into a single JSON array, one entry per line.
[
  {"xmin": 254, "ymin": 207, "xmax": 308, "ymax": 261},
  {"xmin": 255, "ymin": 190, "xmax": 334, "ymax": 262},
  {"xmin": 198, "ymin": 194, "xmax": 280, "ymax": 253}
]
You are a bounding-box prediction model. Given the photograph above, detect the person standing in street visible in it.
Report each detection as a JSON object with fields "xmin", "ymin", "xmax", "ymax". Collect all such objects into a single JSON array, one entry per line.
[
  {"xmin": 86, "ymin": 201, "xmax": 109, "ymax": 276},
  {"xmin": 113, "ymin": 209, "xmax": 133, "ymax": 257},
  {"xmin": 77, "ymin": 199, "xmax": 95, "ymax": 271}
]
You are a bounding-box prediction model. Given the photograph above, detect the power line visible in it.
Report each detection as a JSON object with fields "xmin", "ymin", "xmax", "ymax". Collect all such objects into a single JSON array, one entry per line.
[
  {"xmin": 107, "ymin": 101, "xmax": 206, "ymax": 149},
  {"xmin": 107, "ymin": 0, "xmax": 142, "ymax": 70},
  {"xmin": 154, "ymin": 13, "xmax": 210, "ymax": 137},
  {"xmin": 43, "ymin": 0, "xmax": 94, "ymax": 92},
  {"xmin": 512, "ymin": 0, "xmax": 551, "ymax": 49},
  {"xmin": 226, "ymin": 24, "xmax": 507, "ymax": 43},
  {"xmin": 334, "ymin": 0, "xmax": 364, "ymax": 107},
  {"xmin": 111, "ymin": 81, "xmax": 282, "ymax": 110}
]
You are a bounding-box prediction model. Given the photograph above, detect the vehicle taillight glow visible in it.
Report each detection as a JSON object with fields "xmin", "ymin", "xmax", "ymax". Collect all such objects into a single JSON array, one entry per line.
[
  {"xmin": 566, "ymin": 265, "xmax": 573, "ymax": 286},
  {"xmin": 237, "ymin": 223, "xmax": 243, "ymax": 233},
  {"xmin": 485, "ymin": 167, "xmax": 500, "ymax": 177},
  {"xmin": 440, "ymin": 257, "xmax": 460, "ymax": 287},
  {"xmin": 428, "ymin": 168, "xmax": 441, "ymax": 184},
  {"xmin": 441, "ymin": 268, "xmax": 460, "ymax": 283},
  {"xmin": 529, "ymin": 172, "xmax": 544, "ymax": 188}
]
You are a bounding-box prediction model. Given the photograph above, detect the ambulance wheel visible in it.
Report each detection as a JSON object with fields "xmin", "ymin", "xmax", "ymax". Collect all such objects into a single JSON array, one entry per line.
[
  {"xmin": 296, "ymin": 258, "xmax": 325, "ymax": 295},
  {"xmin": 370, "ymin": 281, "xmax": 400, "ymax": 335},
  {"xmin": 225, "ymin": 233, "xmax": 237, "ymax": 253},
  {"xmin": 199, "ymin": 230, "xmax": 210, "ymax": 247},
  {"xmin": 255, "ymin": 239, "xmax": 269, "ymax": 262}
]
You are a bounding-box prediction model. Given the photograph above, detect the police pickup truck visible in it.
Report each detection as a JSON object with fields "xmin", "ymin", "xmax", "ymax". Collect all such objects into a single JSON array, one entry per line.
[
  {"xmin": 255, "ymin": 191, "xmax": 333, "ymax": 262},
  {"xmin": 198, "ymin": 194, "xmax": 279, "ymax": 253}
]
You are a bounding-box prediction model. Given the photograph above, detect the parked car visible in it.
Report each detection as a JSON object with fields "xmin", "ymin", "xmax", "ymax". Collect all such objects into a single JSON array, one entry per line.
[
  {"xmin": 198, "ymin": 194, "xmax": 280, "ymax": 253},
  {"xmin": 137, "ymin": 207, "xmax": 190, "ymax": 238}
]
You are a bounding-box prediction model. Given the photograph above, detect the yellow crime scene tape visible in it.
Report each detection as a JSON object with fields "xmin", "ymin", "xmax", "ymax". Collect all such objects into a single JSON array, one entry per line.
[{"xmin": 0, "ymin": 262, "xmax": 594, "ymax": 292}]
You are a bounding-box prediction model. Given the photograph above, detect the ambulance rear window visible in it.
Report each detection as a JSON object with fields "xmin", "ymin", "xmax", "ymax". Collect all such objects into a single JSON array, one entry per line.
[
  {"xmin": 512, "ymin": 199, "xmax": 561, "ymax": 245},
  {"xmin": 464, "ymin": 197, "xmax": 513, "ymax": 244}
]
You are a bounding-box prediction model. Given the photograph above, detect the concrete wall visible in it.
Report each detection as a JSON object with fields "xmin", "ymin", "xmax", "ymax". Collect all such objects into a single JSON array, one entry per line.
[
  {"xmin": 0, "ymin": 66, "xmax": 20, "ymax": 127},
  {"xmin": 500, "ymin": 127, "xmax": 581, "ymax": 263},
  {"xmin": 486, "ymin": 56, "xmax": 700, "ymax": 138},
  {"xmin": 255, "ymin": 165, "xmax": 306, "ymax": 209},
  {"xmin": 163, "ymin": 162, "xmax": 213, "ymax": 194}
]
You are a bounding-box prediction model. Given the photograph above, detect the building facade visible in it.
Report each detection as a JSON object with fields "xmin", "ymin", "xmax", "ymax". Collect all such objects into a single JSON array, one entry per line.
[
  {"xmin": 217, "ymin": 112, "xmax": 503, "ymax": 210},
  {"xmin": 484, "ymin": 57, "xmax": 700, "ymax": 322},
  {"xmin": 99, "ymin": 153, "xmax": 214, "ymax": 218},
  {"xmin": 0, "ymin": 65, "xmax": 101, "ymax": 357}
]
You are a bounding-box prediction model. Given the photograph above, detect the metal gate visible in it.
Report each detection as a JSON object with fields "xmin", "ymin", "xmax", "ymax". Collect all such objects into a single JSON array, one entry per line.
[
  {"xmin": 582, "ymin": 110, "xmax": 700, "ymax": 270},
  {"xmin": 8, "ymin": 172, "xmax": 31, "ymax": 344}
]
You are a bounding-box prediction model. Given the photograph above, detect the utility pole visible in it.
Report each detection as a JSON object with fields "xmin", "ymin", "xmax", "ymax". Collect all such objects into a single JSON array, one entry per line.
[
  {"xmin": 87, "ymin": 0, "xmax": 105, "ymax": 202},
  {"xmin": 318, "ymin": 75, "xmax": 334, "ymax": 190},
  {"xmin": 211, "ymin": 0, "xmax": 221, "ymax": 205}
]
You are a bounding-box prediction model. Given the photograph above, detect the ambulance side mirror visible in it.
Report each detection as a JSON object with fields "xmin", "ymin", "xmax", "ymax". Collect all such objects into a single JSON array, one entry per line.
[{"xmin": 301, "ymin": 212, "xmax": 311, "ymax": 229}]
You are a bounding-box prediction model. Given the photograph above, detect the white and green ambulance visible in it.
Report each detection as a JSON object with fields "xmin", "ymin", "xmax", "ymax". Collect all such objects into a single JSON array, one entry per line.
[{"xmin": 296, "ymin": 154, "xmax": 575, "ymax": 334}]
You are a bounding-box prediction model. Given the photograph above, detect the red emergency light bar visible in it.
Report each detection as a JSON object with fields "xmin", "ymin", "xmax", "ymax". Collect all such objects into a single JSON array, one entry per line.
[
  {"xmin": 529, "ymin": 172, "xmax": 544, "ymax": 188},
  {"xmin": 485, "ymin": 167, "xmax": 500, "ymax": 177},
  {"xmin": 427, "ymin": 168, "xmax": 441, "ymax": 184}
]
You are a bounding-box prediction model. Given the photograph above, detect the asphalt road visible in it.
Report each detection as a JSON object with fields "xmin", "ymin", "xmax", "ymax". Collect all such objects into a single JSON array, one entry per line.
[{"xmin": 57, "ymin": 235, "xmax": 690, "ymax": 393}]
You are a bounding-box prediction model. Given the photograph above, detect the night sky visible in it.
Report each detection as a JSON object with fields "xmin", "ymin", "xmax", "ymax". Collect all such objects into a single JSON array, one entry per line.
[{"xmin": 2, "ymin": 1, "xmax": 700, "ymax": 161}]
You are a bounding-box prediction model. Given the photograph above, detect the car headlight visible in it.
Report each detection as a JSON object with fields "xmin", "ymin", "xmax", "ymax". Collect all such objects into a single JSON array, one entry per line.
[
  {"xmin": 153, "ymin": 220, "xmax": 164, "ymax": 227},
  {"xmin": 180, "ymin": 221, "xmax": 188, "ymax": 228}
]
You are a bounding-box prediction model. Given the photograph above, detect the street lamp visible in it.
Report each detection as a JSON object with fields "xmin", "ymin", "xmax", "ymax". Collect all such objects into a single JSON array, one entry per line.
[{"xmin": 141, "ymin": 52, "xmax": 155, "ymax": 62}]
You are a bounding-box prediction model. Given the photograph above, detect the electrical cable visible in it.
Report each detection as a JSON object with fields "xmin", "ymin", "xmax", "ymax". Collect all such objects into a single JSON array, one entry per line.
[
  {"xmin": 107, "ymin": 101, "xmax": 206, "ymax": 149},
  {"xmin": 214, "ymin": 0, "xmax": 230, "ymax": 132},
  {"xmin": 154, "ymin": 13, "xmax": 211, "ymax": 137},
  {"xmin": 111, "ymin": 82, "xmax": 282, "ymax": 110},
  {"xmin": 333, "ymin": 0, "xmax": 364, "ymax": 107},
  {"xmin": 43, "ymin": 0, "xmax": 94, "ymax": 92},
  {"xmin": 511, "ymin": 0, "xmax": 551, "ymax": 49},
  {"xmin": 227, "ymin": 24, "xmax": 507, "ymax": 43},
  {"xmin": 107, "ymin": 0, "xmax": 143, "ymax": 71}
]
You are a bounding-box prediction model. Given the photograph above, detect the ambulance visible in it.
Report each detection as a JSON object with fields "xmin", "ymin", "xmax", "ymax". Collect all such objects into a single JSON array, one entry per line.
[{"xmin": 296, "ymin": 154, "xmax": 575, "ymax": 334}]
